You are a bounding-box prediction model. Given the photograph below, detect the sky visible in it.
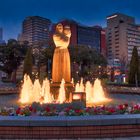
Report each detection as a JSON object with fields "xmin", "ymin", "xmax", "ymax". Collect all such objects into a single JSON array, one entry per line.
[{"xmin": 0, "ymin": 0, "xmax": 140, "ymax": 41}]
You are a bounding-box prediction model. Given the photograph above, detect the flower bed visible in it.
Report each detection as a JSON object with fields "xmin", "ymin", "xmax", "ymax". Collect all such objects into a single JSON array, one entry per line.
[{"xmin": 1, "ymin": 103, "xmax": 140, "ymax": 116}]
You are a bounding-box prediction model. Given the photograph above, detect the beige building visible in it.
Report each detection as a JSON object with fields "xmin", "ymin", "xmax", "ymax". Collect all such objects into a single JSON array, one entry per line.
[{"xmin": 106, "ymin": 13, "xmax": 140, "ymax": 65}]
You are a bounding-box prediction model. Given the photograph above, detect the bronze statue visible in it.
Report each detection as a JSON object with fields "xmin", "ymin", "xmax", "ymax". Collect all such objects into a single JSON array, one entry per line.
[{"xmin": 52, "ymin": 23, "xmax": 71, "ymax": 83}]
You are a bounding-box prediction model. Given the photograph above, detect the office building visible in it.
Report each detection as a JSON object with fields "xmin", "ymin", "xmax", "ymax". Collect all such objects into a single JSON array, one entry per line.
[
  {"xmin": 77, "ymin": 25, "xmax": 101, "ymax": 51},
  {"xmin": 106, "ymin": 13, "xmax": 140, "ymax": 65},
  {"xmin": 19, "ymin": 16, "xmax": 51, "ymax": 46}
]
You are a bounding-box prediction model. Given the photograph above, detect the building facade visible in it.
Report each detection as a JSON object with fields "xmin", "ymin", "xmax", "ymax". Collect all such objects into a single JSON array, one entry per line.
[
  {"xmin": 106, "ymin": 13, "xmax": 140, "ymax": 65},
  {"xmin": 19, "ymin": 16, "xmax": 51, "ymax": 46},
  {"xmin": 77, "ymin": 25, "xmax": 101, "ymax": 51},
  {"xmin": 101, "ymin": 29, "xmax": 107, "ymax": 58}
]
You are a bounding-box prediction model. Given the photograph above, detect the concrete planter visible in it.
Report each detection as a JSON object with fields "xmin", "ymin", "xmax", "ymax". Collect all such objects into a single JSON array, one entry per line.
[{"xmin": 0, "ymin": 114, "xmax": 140, "ymax": 139}]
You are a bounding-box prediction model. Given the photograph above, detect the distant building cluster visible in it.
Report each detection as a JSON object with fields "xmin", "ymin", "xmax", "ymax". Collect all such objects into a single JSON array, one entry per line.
[
  {"xmin": 17, "ymin": 16, "xmax": 106, "ymax": 58},
  {"xmin": 2, "ymin": 13, "xmax": 140, "ymax": 67}
]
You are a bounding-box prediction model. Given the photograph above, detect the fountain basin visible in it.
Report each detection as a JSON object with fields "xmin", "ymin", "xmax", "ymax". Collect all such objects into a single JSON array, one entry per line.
[
  {"xmin": 0, "ymin": 115, "xmax": 140, "ymax": 139},
  {"xmin": 0, "ymin": 93, "xmax": 140, "ymax": 107}
]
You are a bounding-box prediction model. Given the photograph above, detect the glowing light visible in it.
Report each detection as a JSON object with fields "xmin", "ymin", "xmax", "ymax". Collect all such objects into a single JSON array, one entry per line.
[
  {"xmin": 19, "ymin": 74, "xmax": 33, "ymax": 104},
  {"xmin": 92, "ymin": 79, "xmax": 111, "ymax": 103},
  {"xmin": 107, "ymin": 15, "xmax": 117, "ymax": 20},
  {"xmin": 32, "ymin": 79, "xmax": 41, "ymax": 103},
  {"xmin": 85, "ymin": 81, "xmax": 93, "ymax": 102},
  {"xmin": 19, "ymin": 75, "xmax": 54, "ymax": 104},
  {"xmin": 75, "ymin": 78, "xmax": 84, "ymax": 92},
  {"xmin": 57, "ymin": 79, "xmax": 66, "ymax": 103},
  {"xmin": 75, "ymin": 78, "xmax": 111, "ymax": 105},
  {"xmin": 73, "ymin": 94, "xmax": 81, "ymax": 100},
  {"xmin": 42, "ymin": 78, "xmax": 53, "ymax": 103}
]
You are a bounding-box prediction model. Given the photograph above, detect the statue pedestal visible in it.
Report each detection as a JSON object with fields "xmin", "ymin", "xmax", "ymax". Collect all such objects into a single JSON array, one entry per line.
[
  {"xmin": 50, "ymin": 82, "xmax": 74, "ymax": 101},
  {"xmin": 51, "ymin": 82, "xmax": 73, "ymax": 87}
]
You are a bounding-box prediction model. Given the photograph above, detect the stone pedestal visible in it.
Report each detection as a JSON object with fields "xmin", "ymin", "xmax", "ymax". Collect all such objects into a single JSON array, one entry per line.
[
  {"xmin": 72, "ymin": 92, "xmax": 86, "ymax": 107},
  {"xmin": 50, "ymin": 82, "xmax": 74, "ymax": 101}
]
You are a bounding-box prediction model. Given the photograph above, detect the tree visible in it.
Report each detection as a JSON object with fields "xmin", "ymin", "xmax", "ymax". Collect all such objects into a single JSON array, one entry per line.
[
  {"xmin": 69, "ymin": 45, "xmax": 107, "ymax": 66},
  {"xmin": 69, "ymin": 45, "xmax": 107, "ymax": 80},
  {"xmin": 23, "ymin": 47, "xmax": 33, "ymax": 78},
  {"xmin": 128, "ymin": 47, "xmax": 139, "ymax": 86},
  {"xmin": 0, "ymin": 39, "xmax": 28, "ymax": 79}
]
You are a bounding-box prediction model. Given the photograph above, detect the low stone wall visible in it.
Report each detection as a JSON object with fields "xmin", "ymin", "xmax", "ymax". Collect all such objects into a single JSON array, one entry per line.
[
  {"xmin": 0, "ymin": 88, "xmax": 18, "ymax": 94},
  {"xmin": 0, "ymin": 115, "xmax": 140, "ymax": 139}
]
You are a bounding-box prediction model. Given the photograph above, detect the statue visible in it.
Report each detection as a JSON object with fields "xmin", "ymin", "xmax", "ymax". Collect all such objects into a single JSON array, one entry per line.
[{"xmin": 52, "ymin": 23, "xmax": 71, "ymax": 83}]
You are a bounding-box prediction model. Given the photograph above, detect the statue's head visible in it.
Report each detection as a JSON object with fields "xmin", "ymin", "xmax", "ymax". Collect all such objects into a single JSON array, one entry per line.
[{"xmin": 56, "ymin": 23, "xmax": 63, "ymax": 33}]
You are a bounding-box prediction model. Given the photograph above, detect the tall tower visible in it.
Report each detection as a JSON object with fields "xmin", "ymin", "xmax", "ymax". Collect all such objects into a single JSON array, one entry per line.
[
  {"xmin": 106, "ymin": 13, "xmax": 140, "ymax": 65},
  {"xmin": 20, "ymin": 16, "xmax": 51, "ymax": 46}
]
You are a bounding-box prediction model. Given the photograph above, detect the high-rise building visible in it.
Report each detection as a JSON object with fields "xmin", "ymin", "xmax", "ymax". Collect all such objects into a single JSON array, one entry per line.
[
  {"xmin": 106, "ymin": 13, "xmax": 140, "ymax": 65},
  {"xmin": 19, "ymin": 16, "xmax": 51, "ymax": 46}
]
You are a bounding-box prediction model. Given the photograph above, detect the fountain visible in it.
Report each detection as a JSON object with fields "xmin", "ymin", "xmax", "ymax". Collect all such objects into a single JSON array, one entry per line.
[
  {"xmin": 19, "ymin": 74, "xmax": 33, "ymax": 104},
  {"xmin": 57, "ymin": 79, "xmax": 66, "ymax": 103},
  {"xmin": 85, "ymin": 79, "xmax": 111, "ymax": 106},
  {"xmin": 92, "ymin": 78, "xmax": 110, "ymax": 103},
  {"xmin": 75, "ymin": 78, "xmax": 85, "ymax": 92},
  {"xmin": 19, "ymin": 74, "xmax": 110, "ymax": 106},
  {"xmin": 42, "ymin": 78, "xmax": 53, "ymax": 103},
  {"xmin": 2, "ymin": 23, "xmax": 137, "ymax": 139},
  {"xmin": 19, "ymin": 23, "xmax": 111, "ymax": 106}
]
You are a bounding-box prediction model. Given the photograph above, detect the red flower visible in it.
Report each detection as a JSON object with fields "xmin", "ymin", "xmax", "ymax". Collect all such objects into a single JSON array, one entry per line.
[
  {"xmin": 118, "ymin": 105, "xmax": 124, "ymax": 110},
  {"xmin": 108, "ymin": 108, "xmax": 115, "ymax": 113},
  {"xmin": 124, "ymin": 103, "xmax": 128, "ymax": 108},
  {"xmin": 75, "ymin": 109, "xmax": 81, "ymax": 114},
  {"xmin": 101, "ymin": 105, "xmax": 105, "ymax": 110},
  {"xmin": 85, "ymin": 107, "xmax": 90, "ymax": 112},
  {"xmin": 16, "ymin": 108, "xmax": 21, "ymax": 115},
  {"xmin": 29, "ymin": 106, "xmax": 33, "ymax": 111},
  {"xmin": 46, "ymin": 107, "xmax": 50, "ymax": 112},
  {"xmin": 134, "ymin": 105, "xmax": 140, "ymax": 110},
  {"xmin": 94, "ymin": 109, "xmax": 98, "ymax": 114}
]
